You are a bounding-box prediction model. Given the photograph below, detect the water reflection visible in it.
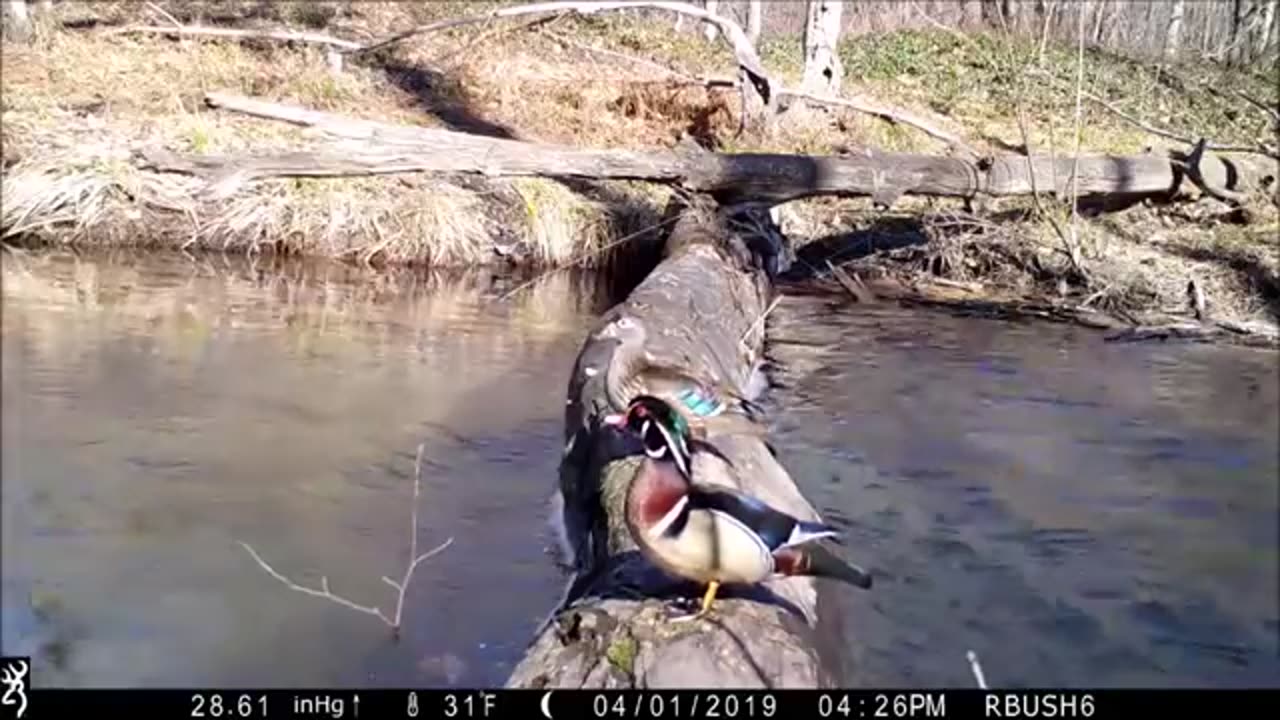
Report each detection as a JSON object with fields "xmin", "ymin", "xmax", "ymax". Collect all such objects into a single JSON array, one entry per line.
[
  {"xmin": 2, "ymin": 250, "xmax": 607, "ymax": 687},
  {"xmin": 768, "ymin": 298, "xmax": 1279, "ymax": 688},
  {"xmin": 2, "ymin": 250, "xmax": 1277, "ymax": 689}
]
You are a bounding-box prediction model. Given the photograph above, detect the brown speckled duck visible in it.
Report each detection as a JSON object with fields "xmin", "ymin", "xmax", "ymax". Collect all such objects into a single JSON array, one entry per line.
[{"xmin": 596, "ymin": 315, "xmax": 768, "ymax": 441}]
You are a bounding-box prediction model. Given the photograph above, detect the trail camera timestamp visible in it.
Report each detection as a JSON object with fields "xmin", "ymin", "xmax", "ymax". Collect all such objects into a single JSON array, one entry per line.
[{"xmin": 817, "ymin": 693, "xmax": 947, "ymax": 718}]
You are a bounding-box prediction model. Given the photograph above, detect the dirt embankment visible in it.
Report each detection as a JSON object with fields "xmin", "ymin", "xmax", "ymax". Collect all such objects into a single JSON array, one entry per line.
[{"xmin": 2, "ymin": 2, "xmax": 1277, "ymax": 344}]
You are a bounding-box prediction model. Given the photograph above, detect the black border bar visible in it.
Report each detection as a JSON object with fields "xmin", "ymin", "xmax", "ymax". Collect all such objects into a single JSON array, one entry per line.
[{"xmin": 8, "ymin": 688, "xmax": 1278, "ymax": 719}]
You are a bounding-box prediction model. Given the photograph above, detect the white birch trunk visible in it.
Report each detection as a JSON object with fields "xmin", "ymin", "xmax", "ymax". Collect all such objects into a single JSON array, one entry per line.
[
  {"xmin": 703, "ymin": 0, "xmax": 720, "ymax": 42},
  {"xmin": 1257, "ymin": 0, "xmax": 1277, "ymax": 55},
  {"xmin": 801, "ymin": 0, "xmax": 844, "ymax": 96},
  {"xmin": 3, "ymin": 0, "xmax": 31, "ymax": 41},
  {"xmin": 747, "ymin": 0, "xmax": 763, "ymax": 44},
  {"xmin": 1165, "ymin": 0, "xmax": 1186, "ymax": 57}
]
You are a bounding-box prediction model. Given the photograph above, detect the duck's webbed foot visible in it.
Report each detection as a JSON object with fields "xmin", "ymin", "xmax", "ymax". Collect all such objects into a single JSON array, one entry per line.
[{"xmin": 667, "ymin": 581, "xmax": 720, "ymax": 623}]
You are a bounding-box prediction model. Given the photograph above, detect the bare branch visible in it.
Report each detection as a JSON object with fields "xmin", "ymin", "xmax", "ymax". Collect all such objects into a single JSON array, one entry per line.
[
  {"xmin": 239, "ymin": 441, "xmax": 453, "ymax": 633},
  {"xmin": 1027, "ymin": 68, "xmax": 1278, "ymax": 159},
  {"xmin": 143, "ymin": 1, "xmax": 183, "ymax": 29},
  {"xmin": 238, "ymin": 540, "xmax": 396, "ymax": 627},
  {"xmin": 967, "ymin": 650, "xmax": 990, "ymax": 689},
  {"xmin": 776, "ymin": 87, "xmax": 970, "ymax": 151},
  {"xmin": 350, "ymin": 2, "xmax": 774, "ymax": 108},
  {"xmin": 112, "ymin": 24, "xmax": 363, "ymax": 51},
  {"xmin": 540, "ymin": 31, "xmax": 966, "ymax": 149}
]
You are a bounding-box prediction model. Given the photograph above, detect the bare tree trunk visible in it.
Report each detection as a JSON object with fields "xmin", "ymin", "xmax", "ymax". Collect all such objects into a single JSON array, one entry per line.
[
  {"xmin": 1165, "ymin": 0, "xmax": 1186, "ymax": 58},
  {"xmin": 1257, "ymin": 0, "xmax": 1277, "ymax": 55},
  {"xmin": 2, "ymin": 0, "xmax": 31, "ymax": 41},
  {"xmin": 1089, "ymin": 0, "xmax": 1106, "ymax": 45},
  {"xmin": 703, "ymin": 0, "xmax": 719, "ymax": 42},
  {"xmin": 961, "ymin": 0, "xmax": 981, "ymax": 27},
  {"xmin": 801, "ymin": 0, "xmax": 844, "ymax": 96},
  {"xmin": 1002, "ymin": 0, "xmax": 1023, "ymax": 33},
  {"xmin": 747, "ymin": 0, "xmax": 763, "ymax": 44},
  {"xmin": 1232, "ymin": 0, "xmax": 1249, "ymax": 64},
  {"xmin": 1037, "ymin": 0, "xmax": 1057, "ymax": 62},
  {"xmin": 35, "ymin": 0, "xmax": 50, "ymax": 12}
]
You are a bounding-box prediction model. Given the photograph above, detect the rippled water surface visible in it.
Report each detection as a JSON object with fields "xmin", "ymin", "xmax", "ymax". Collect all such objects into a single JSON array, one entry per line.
[{"xmin": 2, "ymin": 251, "xmax": 1276, "ymax": 688}]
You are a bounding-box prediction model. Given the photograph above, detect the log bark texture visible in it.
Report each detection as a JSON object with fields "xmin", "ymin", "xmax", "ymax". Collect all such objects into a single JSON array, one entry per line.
[
  {"xmin": 140, "ymin": 93, "xmax": 1262, "ymax": 207},
  {"xmin": 505, "ymin": 196, "xmax": 847, "ymax": 689}
]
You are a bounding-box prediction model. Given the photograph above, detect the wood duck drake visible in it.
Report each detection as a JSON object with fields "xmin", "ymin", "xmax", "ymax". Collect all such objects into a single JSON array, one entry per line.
[
  {"xmin": 597, "ymin": 315, "xmax": 768, "ymax": 440},
  {"xmin": 604, "ymin": 395, "xmax": 873, "ymax": 620}
]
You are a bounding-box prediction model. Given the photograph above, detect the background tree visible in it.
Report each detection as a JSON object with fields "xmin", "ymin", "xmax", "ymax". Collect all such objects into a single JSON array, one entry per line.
[
  {"xmin": 1164, "ymin": 0, "xmax": 1186, "ymax": 58},
  {"xmin": 801, "ymin": 0, "xmax": 844, "ymax": 96},
  {"xmin": 748, "ymin": 0, "xmax": 763, "ymax": 44},
  {"xmin": 703, "ymin": 0, "xmax": 719, "ymax": 42},
  {"xmin": 3, "ymin": 0, "xmax": 32, "ymax": 42}
]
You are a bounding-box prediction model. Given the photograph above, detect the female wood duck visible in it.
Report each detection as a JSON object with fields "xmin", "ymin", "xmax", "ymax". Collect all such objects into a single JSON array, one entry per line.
[
  {"xmin": 597, "ymin": 315, "xmax": 767, "ymax": 440},
  {"xmin": 604, "ymin": 395, "xmax": 873, "ymax": 619}
]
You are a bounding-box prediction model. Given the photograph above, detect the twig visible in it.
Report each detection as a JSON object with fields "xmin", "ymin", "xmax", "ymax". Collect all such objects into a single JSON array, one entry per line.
[
  {"xmin": 1234, "ymin": 90, "xmax": 1280, "ymax": 126},
  {"xmin": 739, "ymin": 294, "xmax": 781, "ymax": 348},
  {"xmin": 239, "ymin": 443, "xmax": 454, "ymax": 633},
  {"xmin": 966, "ymin": 650, "xmax": 989, "ymax": 690},
  {"xmin": 1026, "ymin": 68, "xmax": 1277, "ymax": 159},
  {"xmin": 1066, "ymin": 0, "xmax": 1086, "ymax": 268},
  {"xmin": 112, "ymin": 24, "xmax": 364, "ymax": 51},
  {"xmin": 434, "ymin": 13, "xmax": 567, "ymax": 68},
  {"xmin": 498, "ymin": 212, "xmax": 681, "ymax": 301},
  {"xmin": 144, "ymin": 1, "xmax": 183, "ymax": 29},
  {"xmin": 546, "ymin": 24, "xmax": 965, "ymax": 149},
  {"xmin": 777, "ymin": 87, "xmax": 970, "ymax": 150},
  {"xmin": 357, "ymin": 2, "xmax": 773, "ymax": 114},
  {"xmin": 543, "ymin": 28, "xmax": 699, "ymax": 82}
]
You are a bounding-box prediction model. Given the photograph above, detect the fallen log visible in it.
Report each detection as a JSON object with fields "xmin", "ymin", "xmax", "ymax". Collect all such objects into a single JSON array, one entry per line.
[
  {"xmin": 506, "ymin": 196, "xmax": 849, "ymax": 689},
  {"xmin": 138, "ymin": 93, "xmax": 1259, "ymax": 207}
]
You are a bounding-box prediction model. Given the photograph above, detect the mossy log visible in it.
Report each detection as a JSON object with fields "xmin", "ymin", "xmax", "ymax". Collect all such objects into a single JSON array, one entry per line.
[{"xmin": 504, "ymin": 196, "xmax": 854, "ymax": 689}]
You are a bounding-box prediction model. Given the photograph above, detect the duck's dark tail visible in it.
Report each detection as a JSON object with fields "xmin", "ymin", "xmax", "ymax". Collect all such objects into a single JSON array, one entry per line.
[{"xmin": 775, "ymin": 544, "xmax": 874, "ymax": 590}]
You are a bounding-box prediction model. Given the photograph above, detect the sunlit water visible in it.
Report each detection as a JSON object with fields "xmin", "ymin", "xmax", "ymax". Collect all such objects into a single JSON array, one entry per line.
[{"xmin": 2, "ymin": 251, "xmax": 1276, "ymax": 689}]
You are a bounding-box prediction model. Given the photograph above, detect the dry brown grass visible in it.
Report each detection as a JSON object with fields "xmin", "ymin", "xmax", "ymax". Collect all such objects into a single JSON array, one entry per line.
[
  {"xmin": 2, "ymin": 1, "xmax": 1277, "ymax": 333},
  {"xmin": 0, "ymin": 2, "xmax": 680, "ymax": 267}
]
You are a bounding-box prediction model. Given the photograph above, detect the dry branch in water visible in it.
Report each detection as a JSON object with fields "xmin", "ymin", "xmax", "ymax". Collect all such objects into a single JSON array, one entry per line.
[
  {"xmin": 967, "ymin": 650, "xmax": 989, "ymax": 689},
  {"xmin": 238, "ymin": 443, "xmax": 453, "ymax": 636}
]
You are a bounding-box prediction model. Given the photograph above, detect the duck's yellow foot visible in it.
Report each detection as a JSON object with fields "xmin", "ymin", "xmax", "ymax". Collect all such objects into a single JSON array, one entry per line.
[{"xmin": 669, "ymin": 581, "xmax": 720, "ymax": 623}]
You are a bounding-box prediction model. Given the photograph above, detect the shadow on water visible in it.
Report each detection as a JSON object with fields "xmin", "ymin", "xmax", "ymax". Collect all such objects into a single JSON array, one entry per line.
[
  {"xmin": 783, "ymin": 215, "xmax": 931, "ymax": 280},
  {"xmin": 2, "ymin": 248, "xmax": 1277, "ymax": 689}
]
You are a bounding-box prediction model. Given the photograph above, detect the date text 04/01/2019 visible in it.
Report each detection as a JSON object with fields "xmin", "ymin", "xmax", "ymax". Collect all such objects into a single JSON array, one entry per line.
[{"xmin": 591, "ymin": 692, "xmax": 779, "ymax": 718}]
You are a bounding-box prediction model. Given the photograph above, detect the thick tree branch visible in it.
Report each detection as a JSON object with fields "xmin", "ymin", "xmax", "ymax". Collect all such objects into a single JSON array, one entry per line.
[
  {"xmin": 110, "ymin": 23, "xmax": 363, "ymax": 51},
  {"xmin": 134, "ymin": 92, "xmax": 1242, "ymax": 208}
]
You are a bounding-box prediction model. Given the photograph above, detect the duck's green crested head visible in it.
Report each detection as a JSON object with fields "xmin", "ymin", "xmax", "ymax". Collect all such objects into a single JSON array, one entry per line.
[{"xmin": 604, "ymin": 394, "xmax": 694, "ymax": 478}]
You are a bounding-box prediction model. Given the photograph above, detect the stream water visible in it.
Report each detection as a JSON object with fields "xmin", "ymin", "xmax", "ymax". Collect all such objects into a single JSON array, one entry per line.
[{"xmin": 2, "ymin": 250, "xmax": 1276, "ymax": 689}]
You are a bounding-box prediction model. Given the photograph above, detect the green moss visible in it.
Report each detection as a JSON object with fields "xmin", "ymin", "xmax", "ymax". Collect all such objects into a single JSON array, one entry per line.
[{"xmin": 605, "ymin": 634, "xmax": 638, "ymax": 675}]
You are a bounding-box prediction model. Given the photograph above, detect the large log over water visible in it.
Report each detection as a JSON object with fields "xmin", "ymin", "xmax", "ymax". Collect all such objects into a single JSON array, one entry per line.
[{"xmin": 505, "ymin": 196, "xmax": 850, "ymax": 689}]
